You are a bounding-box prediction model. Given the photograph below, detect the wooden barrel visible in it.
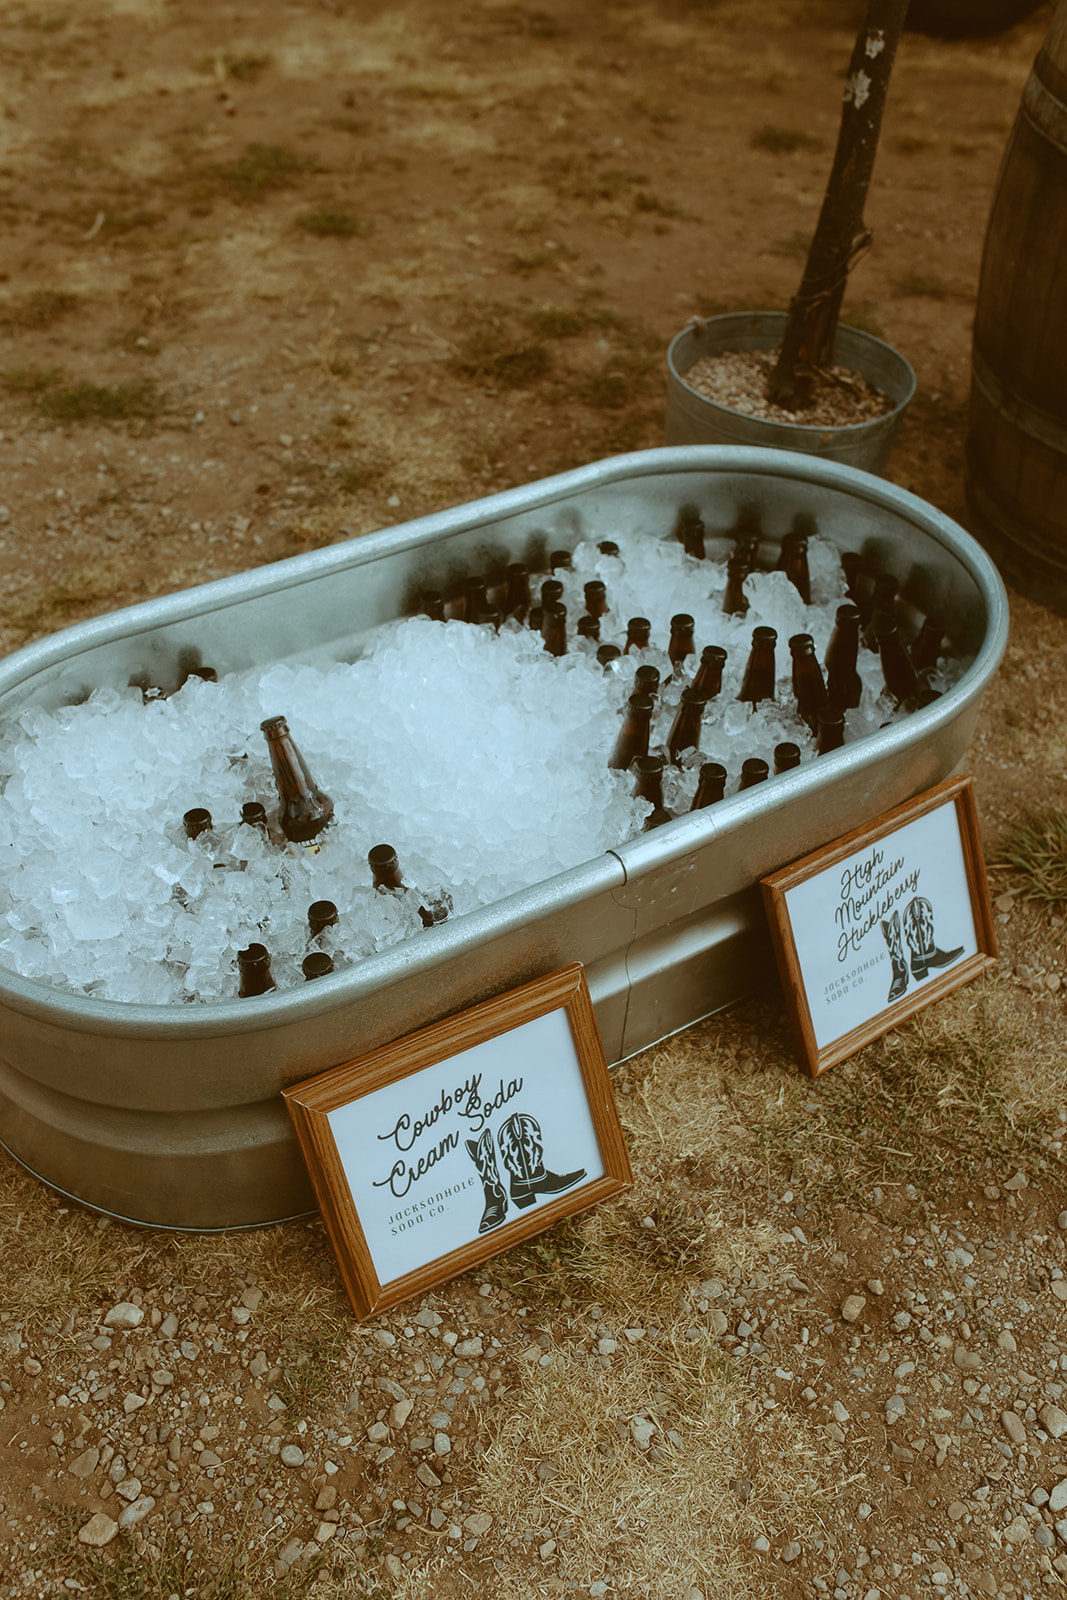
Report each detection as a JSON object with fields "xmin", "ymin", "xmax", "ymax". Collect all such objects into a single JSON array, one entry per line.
[{"xmin": 966, "ymin": 1, "xmax": 1067, "ymax": 611}]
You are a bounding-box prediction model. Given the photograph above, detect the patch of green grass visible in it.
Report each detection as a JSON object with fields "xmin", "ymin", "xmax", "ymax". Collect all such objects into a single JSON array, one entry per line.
[
  {"xmin": 38, "ymin": 379, "xmax": 164, "ymax": 424},
  {"xmin": 1, "ymin": 364, "xmax": 61, "ymax": 393},
  {"xmin": 894, "ymin": 132, "xmax": 935, "ymax": 155},
  {"xmin": 572, "ymin": 352, "xmax": 655, "ymax": 411},
  {"xmin": 214, "ymin": 142, "xmax": 314, "ymax": 204},
  {"xmin": 295, "ymin": 205, "xmax": 372, "ymax": 238},
  {"xmin": 327, "ymin": 115, "xmax": 373, "ymax": 135},
  {"xmin": 451, "ymin": 318, "xmax": 552, "ymax": 387},
  {"xmin": 992, "ymin": 811, "xmax": 1067, "ymax": 911},
  {"xmin": 0, "ymin": 289, "xmax": 79, "ymax": 332},
  {"xmin": 615, "ymin": 1195, "xmax": 709, "ymax": 1274},
  {"xmin": 754, "ymin": 1000, "xmax": 1052, "ymax": 1218},
  {"xmin": 491, "ymin": 1214, "xmax": 611, "ymax": 1307},
  {"xmin": 891, "ymin": 270, "xmax": 951, "ymax": 300},
  {"xmin": 542, "ymin": 156, "xmax": 649, "ymax": 205},
  {"xmin": 276, "ymin": 1325, "xmax": 352, "ymax": 1419},
  {"xmin": 526, "ymin": 304, "xmax": 600, "ymax": 339},
  {"xmin": 633, "ymin": 189, "xmax": 682, "ymax": 218},
  {"xmin": 333, "ymin": 458, "xmax": 386, "ymax": 493},
  {"xmin": 750, "ymin": 124, "xmax": 821, "ymax": 154}
]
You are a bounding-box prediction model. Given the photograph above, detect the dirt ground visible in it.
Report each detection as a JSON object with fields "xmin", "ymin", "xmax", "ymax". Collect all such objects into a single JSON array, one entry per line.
[{"xmin": 2, "ymin": 1, "xmax": 1067, "ymax": 1597}]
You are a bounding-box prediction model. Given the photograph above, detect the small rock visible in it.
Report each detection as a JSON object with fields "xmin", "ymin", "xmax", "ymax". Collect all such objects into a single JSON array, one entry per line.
[
  {"xmin": 414, "ymin": 1309, "xmax": 442, "ymax": 1328},
  {"xmin": 78, "ymin": 1513, "xmax": 118, "ymax": 1547},
  {"xmin": 780, "ymin": 1540, "xmax": 801, "ymax": 1563},
  {"xmin": 537, "ymin": 1460, "xmax": 559, "ymax": 1482},
  {"xmin": 103, "ymin": 1303, "xmax": 144, "ymax": 1330},
  {"xmin": 366, "ymin": 1422, "xmax": 389, "ymax": 1443},
  {"xmin": 118, "ymin": 1496, "xmax": 155, "ymax": 1529},
  {"xmin": 885, "ymin": 1396, "xmax": 906, "ymax": 1424},
  {"xmin": 114, "ymin": 1478, "xmax": 142, "ymax": 1502},
  {"xmin": 1051, "ymin": 1281, "xmax": 1067, "ymax": 1302},
  {"xmin": 947, "ymin": 1502, "xmax": 967, "ymax": 1521},
  {"xmin": 240, "ymin": 1286, "xmax": 263, "ymax": 1311},
  {"xmin": 832, "ymin": 1400, "xmax": 850, "ymax": 1424},
  {"xmin": 1058, "ymin": 1212, "xmax": 1067, "ymax": 1231},
  {"xmin": 1049, "ymin": 1479, "xmax": 1067, "ymax": 1513},
  {"xmin": 390, "ymin": 1399, "xmax": 414, "ymax": 1428},
  {"xmin": 315, "ymin": 1486, "xmax": 337, "ymax": 1512},
  {"xmin": 953, "ymin": 1344, "xmax": 981, "ymax": 1370},
  {"xmin": 997, "ymin": 1330, "xmax": 1018, "ymax": 1352},
  {"xmin": 1001, "ymin": 1410, "xmax": 1027, "ymax": 1445},
  {"xmin": 630, "ymin": 1415, "xmax": 656, "ymax": 1449},
  {"xmin": 1035, "ymin": 1524, "xmax": 1055, "ymax": 1548},
  {"xmin": 230, "ymin": 1305, "xmax": 252, "ymax": 1326},
  {"xmin": 1003, "ymin": 1515, "xmax": 1032, "ymax": 1544},
  {"xmin": 456, "ymin": 1337, "xmax": 483, "ymax": 1357},
  {"xmin": 866, "ymin": 1279, "xmax": 884, "ymax": 1296},
  {"xmin": 539, "ymin": 1539, "xmax": 556, "ymax": 1559},
  {"xmin": 708, "ymin": 1310, "xmax": 728, "ymax": 1335},
  {"xmin": 434, "ymin": 1431, "xmax": 451, "ymax": 1456},
  {"xmin": 67, "ymin": 1446, "xmax": 100, "ymax": 1478},
  {"xmin": 1003, "ymin": 1171, "xmax": 1028, "ymax": 1191},
  {"xmin": 314, "ymin": 1521, "xmax": 336, "ymax": 1544},
  {"xmin": 1040, "ymin": 1404, "xmax": 1067, "ymax": 1439},
  {"xmin": 729, "ymin": 1478, "xmax": 753, "ymax": 1503},
  {"xmin": 280, "ymin": 1444, "xmax": 305, "ymax": 1467},
  {"xmin": 841, "ymin": 1294, "xmax": 866, "ymax": 1324},
  {"xmin": 123, "ymin": 1393, "xmax": 146, "ymax": 1414},
  {"xmin": 416, "ymin": 1463, "xmax": 442, "ymax": 1489},
  {"xmin": 464, "ymin": 1513, "xmax": 493, "ymax": 1537},
  {"xmin": 753, "ymin": 1535, "xmax": 771, "ymax": 1553}
]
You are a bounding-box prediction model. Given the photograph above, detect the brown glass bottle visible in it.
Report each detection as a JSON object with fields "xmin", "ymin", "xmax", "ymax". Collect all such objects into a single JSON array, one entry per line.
[
  {"xmin": 608, "ymin": 691, "xmax": 654, "ymax": 771},
  {"xmin": 667, "ymin": 686, "xmax": 707, "ymax": 764},
  {"xmin": 598, "ymin": 540, "xmax": 620, "ymax": 558},
  {"xmin": 542, "ymin": 602, "xmax": 567, "ymax": 657},
  {"xmin": 598, "ymin": 644, "xmax": 622, "ymax": 670},
  {"xmin": 862, "ymin": 575, "xmax": 899, "ymax": 651},
  {"xmin": 738, "ymin": 757, "xmax": 769, "ymax": 790},
  {"xmin": 911, "ymin": 614, "xmax": 944, "ymax": 675},
  {"xmin": 667, "ymin": 613, "xmax": 696, "ymax": 675},
  {"xmin": 183, "ymin": 807, "xmax": 213, "ymax": 840},
  {"xmin": 464, "ymin": 577, "xmax": 492, "ymax": 625},
  {"xmin": 690, "ymin": 761, "xmax": 728, "ymax": 810},
  {"xmin": 241, "ymin": 800, "xmax": 269, "ymax": 832},
  {"xmin": 624, "ymin": 617, "xmax": 652, "ymax": 654},
  {"xmin": 238, "ymin": 942, "xmax": 276, "ymax": 998},
  {"xmin": 676, "ymin": 506, "xmax": 706, "ymax": 560},
  {"xmin": 633, "ymin": 755, "xmax": 670, "ymax": 829},
  {"xmin": 302, "ymin": 952, "xmax": 335, "ymax": 981},
  {"xmin": 307, "ymin": 900, "xmax": 338, "ymax": 940},
  {"xmin": 777, "ymin": 526, "xmax": 811, "ymax": 604},
  {"xmin": 368, "ymin": 844, "xmax": 445, "ymax": 929},
  {"xmin": 774, "ymin": 742, "xmax": 802, "ymax": 774},
  {"xmin": 541, "ymin": 578, "xmax": 564, "ymax": 612},
  {"xmin": 691, "ymin": 645, "xmax": 727, "ymax": 702},
  {"xmin": 421, "ymin": 590, "xmax": 446, "ymax": 622},
  {"xmin": 722, "ymin": 554, "xmax": 750, "ymax": 617},
  {"xmin": 876, "ymin": 614, "xmax": 920, "ymax": 705},
  {"xmin": 824, "ymin": 603, "xmax": 863, "ymax": 710},
  {"xmin": 738, "ymin": 627, "xmax": 777, "ymax": 707},
  {"xmin": 840, "ymin": 551, "xmax": 869, "ymax": 622},
  {"xmin": 584, "ymin": 580, "xmax": 609, "ymax": 618},
  {"xmin": 260, "ymin": 715, "xmax": 335, "ymax": 844},
  {"xmin": 789, "ymin": 632, "xmax": 828, "ymax": 733},
  {"xmin": 634, "ymin": 664, "xmax": 661, "ymax": 700},
  {"xmin": 576, "ymin": 614, "xmax": 600, "ymax": 645},
  {"xmin": 816, "ymin": 706, "xmax": 845, "ymax": 755},
  {"xmin": 550, "ymin": 549, "xmax": 572, "ymax": 572},
  {"xmin": 505, "ymin": 563, "xmax": 531, "ymax": 621}
]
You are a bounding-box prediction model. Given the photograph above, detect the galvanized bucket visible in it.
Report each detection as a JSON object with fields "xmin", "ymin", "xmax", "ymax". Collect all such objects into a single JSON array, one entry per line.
[
  {"xmin": 0, "ymin": 447, "xmax": 1006, "ymax": 1230},
  {"xmin": 665, "ymin": 313, "xmax": 917, "ymax": 475}
]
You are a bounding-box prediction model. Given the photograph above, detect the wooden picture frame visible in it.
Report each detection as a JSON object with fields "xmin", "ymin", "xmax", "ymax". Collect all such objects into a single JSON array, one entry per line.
[
  {"xmin": 761, "ymin": 774, "xmax": 997, "ymax": 1078},
  {"xmin": 282, "ymin": 963, "xmax": 632, "ymax": 1320}
]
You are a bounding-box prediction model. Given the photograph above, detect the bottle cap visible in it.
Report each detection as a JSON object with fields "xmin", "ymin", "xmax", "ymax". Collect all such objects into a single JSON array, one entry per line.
[
  {"xmin": 302, "ymin": 952, "xmax": 335, "ymax": 980},
  {"xmin": 634, "ymin": 665, "xmax": 660, "ymax": 692},
  {"xmin": 260, "ymin": 714, "xmax": 288, "ymax": 735},
  {"xmin": 368, "ymin": 844, "xmax": 398, "ymax": 873},
  {"xmin": 241, "ymin": 801, "xmax": 267, "ymax": 826},
  {"xmin": 183, "ymin": 807, "xmax": 212, "ymax": 839},
  {"xmin": 308, "ymin": 900, "xmax": 338, "ymax": 933}
]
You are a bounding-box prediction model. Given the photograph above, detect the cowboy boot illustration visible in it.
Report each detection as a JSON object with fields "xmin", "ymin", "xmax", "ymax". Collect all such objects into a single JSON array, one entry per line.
[
  {"xmin": 902, "ymin": 896, "xmax": 964, "ymax": 981},
  {"xmin": 497, "ymin": 1113, "xmax": 586, "ymax": 1210},
  {"xmin": 881, "ymin": 909, "xmax": 909, "ymax": 1002},
  {"xmin": 465, "ymin": 1129, "xmax": 508, "ymax": 1233}
]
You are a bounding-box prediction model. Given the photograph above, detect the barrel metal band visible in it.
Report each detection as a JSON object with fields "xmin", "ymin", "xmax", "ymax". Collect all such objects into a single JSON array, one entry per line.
[
  {"xmin": 971, "ymin": 344, "xmax": 1067, "ymax": 456},
  {"xmin": 1023, "ymin": 68, "xmax": 1067, "ymax": 154}
]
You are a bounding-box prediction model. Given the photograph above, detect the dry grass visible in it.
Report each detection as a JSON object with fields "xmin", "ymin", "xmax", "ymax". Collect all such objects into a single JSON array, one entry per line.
[{"xmin": 991, "ymin": 810, "xmax": 1067, "ymax": 912}]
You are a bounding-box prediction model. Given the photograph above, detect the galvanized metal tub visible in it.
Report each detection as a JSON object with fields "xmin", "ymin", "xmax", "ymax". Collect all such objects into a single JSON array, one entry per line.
[
  {"xmin": 0, "ymin": 447, "xmax": 1008, "ymax": 1230},
  {"xmin": 665, "ymin": 313, "xmax": 917, "ymax": 474}
]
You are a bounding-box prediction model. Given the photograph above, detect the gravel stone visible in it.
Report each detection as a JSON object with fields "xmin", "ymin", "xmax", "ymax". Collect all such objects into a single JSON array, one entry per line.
[
  {"xmin": 280, "ymin": 1444, "xmax": 305, "ymax": 1467},
  {"xmin": 103, "ymin": 1302, "xmax": 144, "ymax": 1330},
  {"xmin": 78, "ymin": 1513, "xmax": 118, "ymax": 1547}
]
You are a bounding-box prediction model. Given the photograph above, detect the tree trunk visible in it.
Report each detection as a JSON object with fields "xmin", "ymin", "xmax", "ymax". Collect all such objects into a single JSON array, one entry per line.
[{"xmin": 768, "ymin": 0, "xmax": 911, "ymax": 410}]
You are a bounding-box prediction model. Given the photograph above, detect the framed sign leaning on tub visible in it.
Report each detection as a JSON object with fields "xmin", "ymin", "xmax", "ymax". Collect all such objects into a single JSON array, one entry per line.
[
  {"xmin": 761, "ymin": 775, "xmax": 998, "ymax": 1079},
  {"xmin": 283, "ymin": 963, "xmax": 632, "ymax": 1320}
]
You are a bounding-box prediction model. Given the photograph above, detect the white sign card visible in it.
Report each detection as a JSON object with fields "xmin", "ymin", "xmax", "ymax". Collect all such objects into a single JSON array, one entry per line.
[
  {"xmin": 283, "ymin": 963, "xmax": 632, "ymax": 1319},
  {"xmin": 761, "ymin": 776, "xmax": 997, "ymax": 1077},
  {"xmin": 327, "ymin": 1005, "xmax": 605, "ymax": 1281}
]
